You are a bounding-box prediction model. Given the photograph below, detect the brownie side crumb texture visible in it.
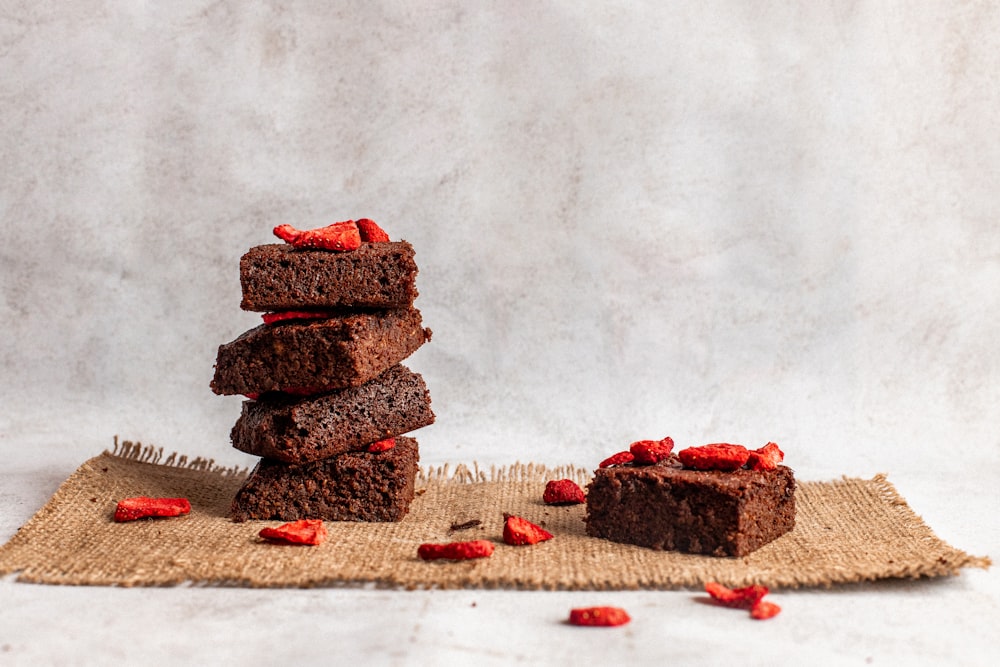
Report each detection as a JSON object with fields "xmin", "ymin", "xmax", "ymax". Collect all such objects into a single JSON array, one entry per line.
[
  {"xmin": 230, "ymin": 364, "xmax": 435, "ymax": 464},
  {"xmin": 584, "ymin": 461, "xmax": 796, "ymax": 557},
  {"xmin": 210, "ymin": 308, "xmax": 432, "ymax": 396},
  {"xmin": 230, "ymin": 437, "xmax": 421, "ymax": 522},
  {"xmin": 239, "ymin": 241, "xmax": 419, "ymax": 311}
]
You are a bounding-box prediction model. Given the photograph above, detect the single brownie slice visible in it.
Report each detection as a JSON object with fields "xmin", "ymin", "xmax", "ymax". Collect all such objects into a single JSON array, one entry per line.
[
  {"xmin": 585, "ymin": 459, "xmax": 796, "ymax": 557},
  {"xmin": 210, "ymin": 308, "xmax": 431, "ymax": 396},
  {"xmin": 230, "ymin": 364, "xmax": 435, "ymax": 464},
  {"xmin": 230, "ymin": 437, "xmax": 420, "ymax": 522},
  {"xmin": 239, "ymin": 241, "xmax": 419, "ymax": 311}
]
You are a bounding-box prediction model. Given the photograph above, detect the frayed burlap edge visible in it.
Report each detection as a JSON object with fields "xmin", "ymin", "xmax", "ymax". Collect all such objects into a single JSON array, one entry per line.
[
  {"xmin": 109, "ymin": 436, "xmax": 592, "ymax": 486},
  {"xmin": 110, "ymin": 436, "xmax": 250, "ymax": 477},
  {"xmin": 0, "ymin": 438, "xmax": 990, "ymax": 589}
]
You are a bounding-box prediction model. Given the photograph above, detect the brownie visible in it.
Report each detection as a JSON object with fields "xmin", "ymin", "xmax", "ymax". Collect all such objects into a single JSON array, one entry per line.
[
  {"xmin": 585, "ymin": 459, "xmax": 796, "ymax": 557},
  {"xmin": 230, "ymin": 364, "xmax": 435, "ymax": 464},
  {"xmin": 230, "ymin": 437, "xmax": 420, "ymax": 522},
  {"xmin": 239, "ymin": 242, "xmax": 419, "ymax": 311},
  {"xmin": 210, "ymin": 308, "xmax": 431, "ymax": 396}
]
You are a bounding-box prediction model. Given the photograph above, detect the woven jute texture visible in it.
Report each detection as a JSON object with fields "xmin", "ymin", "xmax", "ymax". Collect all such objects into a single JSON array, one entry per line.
[{"xmin": 0, "ymin": 440, "xmax": 989, "ymax": 589}]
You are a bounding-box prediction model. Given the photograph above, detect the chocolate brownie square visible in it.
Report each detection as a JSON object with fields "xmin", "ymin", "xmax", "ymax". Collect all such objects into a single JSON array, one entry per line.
[
  {"xmin": 230, "ymin": 364, "xmax": 434, "ymax": 464},
  {"xmin": 239, "ymin": 242, "xmax": 419, "ymax": 311},
  {"xmin": 585, "ymin": 459, "xmax": 795, "ymax": 557},
  {"xmin": 230, "ymin": 437, "xmax": 420, "ymax": 522},
  {"xmin": 210, "ymin": 308, "xmax": 431, "ymax": 396}
]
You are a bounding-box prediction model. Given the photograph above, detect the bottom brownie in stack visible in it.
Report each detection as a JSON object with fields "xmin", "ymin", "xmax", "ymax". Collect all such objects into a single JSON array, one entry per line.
[{"xmin": 231, "ymin": 437, "xmax": 420, "ymax": 522}]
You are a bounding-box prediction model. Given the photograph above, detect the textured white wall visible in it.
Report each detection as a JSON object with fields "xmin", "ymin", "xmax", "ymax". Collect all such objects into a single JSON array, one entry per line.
[{"xmin": 2, "ymin": 1, "xmax": 998, "ymax": 476}]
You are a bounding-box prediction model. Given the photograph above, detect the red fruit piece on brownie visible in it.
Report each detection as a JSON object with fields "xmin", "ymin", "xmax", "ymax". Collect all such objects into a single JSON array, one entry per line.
[
  {"xmin": 599, "ymin": 451, "xmax": 635, "ymax": 468},
  {"xmin": 356, "ymin": 218, "xmax": 390, "ymax": 242},
  {"xmin": 273, "ymin": 221, "xmax": 361, "ymax": 252},
  {"xmin": 367, "ymin": 437, "xmax": 396, "ymax": 453},
  {"xmin": 629, "ymin": 437, "xmax": 675, "ymax": 465},
  {"xmin": 261, "ymin": 310, "xmax": 339, "ymax": 325},
  {"xmin": 747, "ymin": 442, "xmax": 784, "ymax": 471},
  {"xmin": 677, "ymin": 443, "xmax": 750, "ymax": 471}
]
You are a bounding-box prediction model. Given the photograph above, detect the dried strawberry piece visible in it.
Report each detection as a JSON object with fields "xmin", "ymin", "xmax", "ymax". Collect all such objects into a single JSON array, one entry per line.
[
  {"xmin": 629, "ymin": 436, "xmax": 675, "ymax": 464},
  {"xmin": 705, "ymin": 582, "xmax": 782, "ymax": 619},
  {"xmin": 261, "ymin": 310, "xmax": 339, "ymax": 325},
  {"xmin": 502, "ymin": 513, "xmax": 554, "ymax": 546},
  {"xmin": 259, "ymin": 519, "xmax": 327, "ymax": 545},
  {"xmin": 568, "ymin": 606, "xmax": 631, "ymax": 627},
  {"xmin": 704, "ymin": 581, "xmax": 769, "ymax": 608},
  {"xmin": 678, "ymin": 443, "xmax": 750, "ymax": 471},
  {"xmin": 367, "ymin": 437, "xmax": 396, "ymax": 453},
  {"xmin": 417, "ymin": 539, "xmax": 495, "ymax": 561},
  {"xmin": 356, "ymin": 218, "xmax": 390, "ymax": 242},
  {"xmin": 599, "ymin": 451, "xmax": 635, "ymax": 468},
  {"xmin": 273, "ymin": 220, "xmax": 362, "ymax": 252},
  {"xmin": 114, "ymin": 496, "xmax": 191, "ymax": 522},
  {"xmin": 747, "ymin": 442, "xmax": 784, "ymax": 471},
  {"xmin": 750, "ymin": 600, "xmax": 782, "ymax": 620},
  {"xmin": 543, "ymin": 479, "xmax": 586, "ymax": 505}
]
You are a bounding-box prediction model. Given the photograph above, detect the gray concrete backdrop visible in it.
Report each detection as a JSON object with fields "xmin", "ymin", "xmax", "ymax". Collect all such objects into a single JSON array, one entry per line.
[{"xmin": 2, "ymin": 1, "xmax": 998, "ymax": 477}]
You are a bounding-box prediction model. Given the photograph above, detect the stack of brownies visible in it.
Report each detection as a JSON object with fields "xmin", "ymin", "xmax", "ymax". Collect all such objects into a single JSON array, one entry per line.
[{"xmin": 210, "ymin": 220, "xmax": 433, "ymax": 523}]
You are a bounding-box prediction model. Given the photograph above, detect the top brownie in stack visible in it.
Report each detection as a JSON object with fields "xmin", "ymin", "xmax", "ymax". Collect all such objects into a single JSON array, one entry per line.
[{"xmin": 240, "ymin": 241, "xmax": 419, "ymax": 311}]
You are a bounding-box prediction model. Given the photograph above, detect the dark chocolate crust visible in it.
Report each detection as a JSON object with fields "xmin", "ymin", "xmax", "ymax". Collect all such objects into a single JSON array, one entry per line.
[
  {"xmin": 230, "ymin": 364, "xmax": 435, "ymax": 464},
  {"xmin": 239, "ymin": 242, "xmax": 419, "ymax": 311},
  {"xmin": 585, "ymin": 460, "xmax": 796, "ymax": 557},
  {"xmin": 230, "ymin": 437, "xmax": 420, "ymax": 522},
  {"xmin": 210, "ymin": 308, "xmax": 431, "ymax": 396}
]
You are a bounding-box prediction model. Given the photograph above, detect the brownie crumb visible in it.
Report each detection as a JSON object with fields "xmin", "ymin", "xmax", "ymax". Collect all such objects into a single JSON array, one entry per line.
[{"xmin": 449, "ymin": 519, "xmax": 482, "ymax": 532}]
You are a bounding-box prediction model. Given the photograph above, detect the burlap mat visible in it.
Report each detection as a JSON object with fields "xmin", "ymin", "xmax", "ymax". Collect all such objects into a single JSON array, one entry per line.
[{"xmin": 0, "ymin": 440, "xmax": 989, "ymax": 589}]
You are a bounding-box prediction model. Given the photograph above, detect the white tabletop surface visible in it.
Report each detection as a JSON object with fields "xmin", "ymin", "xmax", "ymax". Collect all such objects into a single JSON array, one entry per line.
[
  {"xmin": 2, "ymin": 435, "xmax": 997, "ymax": 666},
  {"xmin": 2, "ymin": 1, "xmax": 999, "ymax": 664}
]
